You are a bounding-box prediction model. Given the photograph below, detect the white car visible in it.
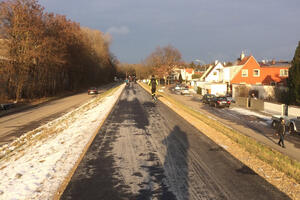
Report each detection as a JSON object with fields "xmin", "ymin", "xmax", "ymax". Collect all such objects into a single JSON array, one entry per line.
[{"xmin": 180, "ymin": 88, "xmax": 190, "ymax": 95}]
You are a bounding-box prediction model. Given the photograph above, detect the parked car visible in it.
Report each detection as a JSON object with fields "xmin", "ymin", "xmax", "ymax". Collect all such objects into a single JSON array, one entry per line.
[
  {"xmin": 271, "ymin": 115, "xmax": 300, "ymax": 134},
  {"xmin": 202, "ymin": 94, "xmax": 216, "ymax": 104},
  {"xmin": 209, "ymin": 96, "xmax": 230, "ymax": 108},
  {"xmin": 288, "ymin": 117, "xmax": 300, "ymax": 134},
  {"xmin": 225, "ymin": 96, "xmax": 235, "ymax": 103},
  {"xmin": 0, "ymin": 103, "xmax": 15, "ymax": 111},
  {"xmin": 88, "ymin": 87, "xmax": 98, "ymax": 95},
  {"xmin": 271, "ymin": 115, "xmax": 290, "ymax": 129},
  {"xmin": 180, "ymin": 87, "xmax": 190, "ymax": 95},
  {"xmin": 174, "ymin": 84, "xmax": 182, "ymax": 94}
]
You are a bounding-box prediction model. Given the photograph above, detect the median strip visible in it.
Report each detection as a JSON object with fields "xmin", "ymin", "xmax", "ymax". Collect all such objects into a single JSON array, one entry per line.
[{"xmin": 139, "ymin": 82, "xmax": 300, "ymax": 199}]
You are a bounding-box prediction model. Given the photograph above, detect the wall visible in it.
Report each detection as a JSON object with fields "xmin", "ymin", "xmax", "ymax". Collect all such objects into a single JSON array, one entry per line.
[
  {"xmin": 288, "ymin": 106, "xmax": 300, "ymax": 118},
  {"xmin": 264, "ymin": 102, "xmax": 283, "ymax": 115},
  {"xmin": 232, "ymin": 84, "xmax": 287, "ymax": 100},
  {"xmin": 235, "ymin": 97, "xmax": 248, "ymax": 107},
  {"xmin": 211, "ymin": 84, "xmax": 227, "ymax": 96},
  {"xmin": 250, "ymin": 99, "xmax": 264, "ymax": 111}
]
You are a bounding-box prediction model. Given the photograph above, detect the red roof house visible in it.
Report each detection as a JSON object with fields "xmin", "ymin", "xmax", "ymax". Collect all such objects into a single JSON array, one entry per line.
[{"xmin": 231, "ymin": 55, "xmax": 290, "ymax": 85}]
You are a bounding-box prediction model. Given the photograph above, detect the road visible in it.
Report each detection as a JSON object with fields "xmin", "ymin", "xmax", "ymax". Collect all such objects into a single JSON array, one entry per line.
[
  {"xmin": 164, "ymin": 87, "xmax": 300, "ymax": 162},
  {"xmin": 0, "ymin": 85, "xmax": 111, "ymax": 147},
  {"xmin": 61, "ymin": 83, "xmax": 289, "ymax": 200}
]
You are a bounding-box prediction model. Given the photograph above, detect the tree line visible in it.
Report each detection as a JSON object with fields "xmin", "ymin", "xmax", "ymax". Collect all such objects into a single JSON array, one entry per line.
[{"xmin": 0, "ymin": 0, "xmax": 117, "ymax": 101}]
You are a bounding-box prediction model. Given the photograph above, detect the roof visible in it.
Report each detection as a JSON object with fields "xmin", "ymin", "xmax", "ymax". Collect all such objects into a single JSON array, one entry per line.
[
  {"xmin": 237, "ymin": 56, "xmax": 251, "ymax": 65},
  {"xmin": 259, "ymin": 61, "xmax": 291, "ymax": 68},
  {"xmin": 185, "ymin": 68, "xmax": 194, "ymax": 74}
]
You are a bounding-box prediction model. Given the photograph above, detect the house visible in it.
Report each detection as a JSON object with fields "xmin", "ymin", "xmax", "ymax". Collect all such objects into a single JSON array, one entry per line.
[
  {"xmin": 180, "ymin": 68, "xmax": 194, "ymax": 81},
  {"xmin": 230, "ymin": 53, "xmax": 290, "ymax": 86},
  {"xmin": 201, "ymin": 61, "xmax": 224, "ymax": 82},
  {"xmin": 194, "ymin": 81, "xmax": 227, "ymax": 96},
  {"xmin": 258, "ymin": 60, "xmax": 290, "ymax": 85}
]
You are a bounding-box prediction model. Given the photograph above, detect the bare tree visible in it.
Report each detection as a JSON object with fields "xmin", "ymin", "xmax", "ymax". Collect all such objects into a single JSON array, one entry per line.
[{"xmin": 144, "ymin": 45, "xmax": 182, "ymax": 83}]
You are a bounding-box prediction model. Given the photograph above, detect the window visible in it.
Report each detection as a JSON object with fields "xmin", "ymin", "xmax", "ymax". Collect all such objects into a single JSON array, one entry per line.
[
  {"xmin": 280, "ymin": 69, "xmax": 288, "ymax": 77},
  {"xmin": 242, "ymin": 69, "xmax": 248, "ymax": 77},
  {"xmin": 213, "ymin": 72, "xmax": 217, "ymax": 76},
  {"xmin": 253, "ymin": 69, "xmax": 260, "ymax": 77}
]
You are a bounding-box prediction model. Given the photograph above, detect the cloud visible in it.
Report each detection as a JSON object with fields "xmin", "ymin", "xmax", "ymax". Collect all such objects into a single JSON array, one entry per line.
[{"xmin": 106, "ymin": 26, "xmax": 130, "ymax": 35}]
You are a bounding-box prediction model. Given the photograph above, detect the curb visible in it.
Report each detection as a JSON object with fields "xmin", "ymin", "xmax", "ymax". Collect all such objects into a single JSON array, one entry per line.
[{"xmin": 53, "ymin": 84, "xmax": 125, "ymax": 200}]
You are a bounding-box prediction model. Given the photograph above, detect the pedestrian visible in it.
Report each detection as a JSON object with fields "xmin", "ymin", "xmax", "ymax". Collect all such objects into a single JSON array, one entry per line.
[{"xmin": 277, "ymin": 117, "xmax": 286, "ymax": 148}]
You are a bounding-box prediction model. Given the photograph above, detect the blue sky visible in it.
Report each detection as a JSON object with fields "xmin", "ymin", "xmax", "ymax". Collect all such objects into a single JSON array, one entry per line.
[{"xmin": 39, "ymin": 0, "xmax": 300, "ymax": 64}]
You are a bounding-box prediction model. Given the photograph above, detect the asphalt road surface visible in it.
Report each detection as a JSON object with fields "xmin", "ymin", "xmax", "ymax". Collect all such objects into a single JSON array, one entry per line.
[
  {"xmin": 0, "ymin": 85, "xmax": 111, "ymax": 147},
  {"xmin": 165, "ymin": 87, "xmax": 300, "ymax": 162},
  {"xmin": 62, "ymin": 83, "xmax": 289, "ymax": 200}
]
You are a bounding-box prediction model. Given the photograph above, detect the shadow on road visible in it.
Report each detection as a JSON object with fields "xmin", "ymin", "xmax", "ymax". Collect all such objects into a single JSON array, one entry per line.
[{"xmin": 163, "ymin": 126, "xmax": 189, "ymax": 200}]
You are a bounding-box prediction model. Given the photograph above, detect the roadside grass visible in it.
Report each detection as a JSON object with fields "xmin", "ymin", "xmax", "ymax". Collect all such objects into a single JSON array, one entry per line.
[
  {"xmin": 0, "ymin": 84, "xmax": 122, "ymax": 163},
  {"xmin": 140, "ymin": 82, "xmax": 300, "ymax": 184}
]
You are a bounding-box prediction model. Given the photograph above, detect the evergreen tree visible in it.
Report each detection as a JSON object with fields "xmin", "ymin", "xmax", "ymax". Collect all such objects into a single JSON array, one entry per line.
[
  {"xmin": 189, "ymin": 61, "xmax": 196, "ymax": 68},
  {"xmin": 179, "ymin": 73, "xmax": 183, "ymax": 84},
  {"xmin": 288, "ymin": 41, "xmax": 300, "ymax": 105}
]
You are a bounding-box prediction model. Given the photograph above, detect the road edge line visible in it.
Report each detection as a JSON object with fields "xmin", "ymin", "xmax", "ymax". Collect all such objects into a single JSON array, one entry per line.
[{"xmin": 53, "ymin": 84, "xmax": 125, "ymax": 200}]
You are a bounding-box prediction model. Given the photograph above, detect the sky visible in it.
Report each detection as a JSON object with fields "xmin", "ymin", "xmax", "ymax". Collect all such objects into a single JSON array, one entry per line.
[{"xmin": 38, "ymin": 0, "xmax": 300, "ymax": 64}]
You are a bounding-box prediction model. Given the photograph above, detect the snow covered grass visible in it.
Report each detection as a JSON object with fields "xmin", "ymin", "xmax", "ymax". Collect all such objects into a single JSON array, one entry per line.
[{"xmin": 0, "ymin": 84, "xmax": 124, "ymax": 200}]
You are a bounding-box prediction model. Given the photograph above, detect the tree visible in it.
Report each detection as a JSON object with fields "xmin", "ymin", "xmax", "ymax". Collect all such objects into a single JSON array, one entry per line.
[
  {"xmin": 144, "ymin": 44, "xmax": 182, "ymax": 83},
  {"xmin": 179, "ymin": 73, "xmax": 183, "ymax": 84},
  {"xmin": 0, "ymin": 0, "xmax": 116, "ymax": 101},
  {"xmin": 189, "ymin": 61, "xmax": 196, "ymax": 68},
  {"xmin": 288, "ymin": 41, "xmax": 300, "ymax": 105}
]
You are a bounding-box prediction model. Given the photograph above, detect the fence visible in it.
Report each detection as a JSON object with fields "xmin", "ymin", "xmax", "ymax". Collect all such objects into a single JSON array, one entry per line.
[{"xmin": 234, "ymin": 97, "xmax": 299, "ymax": 116}]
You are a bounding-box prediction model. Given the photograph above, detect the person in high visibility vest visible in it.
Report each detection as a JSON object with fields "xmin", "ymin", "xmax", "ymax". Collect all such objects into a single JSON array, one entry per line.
[{"xmin": 148, "ymin": 75, "xmax": 158, "ymax": 100}]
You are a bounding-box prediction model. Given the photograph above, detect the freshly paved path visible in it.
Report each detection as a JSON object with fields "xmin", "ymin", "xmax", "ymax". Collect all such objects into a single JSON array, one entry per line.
[
  {"xmin": 163, "ymin": 86, "xmax": 300, "ymax": 163},
  {"xmin": 0, "ymin": 85, "xmax": 112, "ymax": 147},
  {"xmin": 61, "ymin": 84, "xmax": 289, "ymax": 200}
]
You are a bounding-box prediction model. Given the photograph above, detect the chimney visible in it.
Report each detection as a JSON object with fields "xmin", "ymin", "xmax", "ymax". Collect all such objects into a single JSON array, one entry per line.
[
  {"xmin": 215, "ymin": 60, "xmax": 218, "ymax": 65},
  {"xmin": 240, "ymin": 51, "xmax": 245, "ymax": 60}
]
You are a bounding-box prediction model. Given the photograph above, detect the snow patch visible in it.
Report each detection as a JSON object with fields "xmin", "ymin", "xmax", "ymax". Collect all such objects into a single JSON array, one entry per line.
[{"xmin": 0, "ymin": 85, "xmax": 124, "ymax": 200}]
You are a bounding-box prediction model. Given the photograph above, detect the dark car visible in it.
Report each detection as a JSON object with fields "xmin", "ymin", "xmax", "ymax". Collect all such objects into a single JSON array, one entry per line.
[
  {"xmin": 88, "ymin": 87, "xmax": 98, "ymax": 95},
  {"xmin": 209, "ymin": 96, "xmax": 230, "ymax": 108},
  {"xmin": 202, "ymin": 94, "xmax": 216, "ymax": 104},
  {"xmin": 225, "ymin": 96, "xmax": 235, "ymax": 104}
]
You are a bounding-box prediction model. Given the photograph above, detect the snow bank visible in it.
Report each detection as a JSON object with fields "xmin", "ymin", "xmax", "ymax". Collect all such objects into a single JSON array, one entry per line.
[
  {"xmin": 230, "ymin": 107, "xmax": 272, "ymax": 125},
  {"xmin": 0, "ymin": 85, "xmax": 124, "ymax": 200}
]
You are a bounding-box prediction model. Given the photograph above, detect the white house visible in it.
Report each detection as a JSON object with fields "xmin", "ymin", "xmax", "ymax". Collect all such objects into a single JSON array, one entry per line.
[
  {"xmin": 180, "ymin": 68, "xmax": 194, "ymax": 81},
  {"xmin": 201, "ymin": 83, "xmax": 227, "ymax": 96},
  {"xmin": 201, "ymin": 61, "xmax": 224, "ymax": 82}
]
